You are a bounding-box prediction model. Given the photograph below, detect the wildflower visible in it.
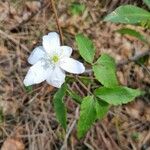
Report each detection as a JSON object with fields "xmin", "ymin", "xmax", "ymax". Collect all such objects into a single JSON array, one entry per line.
[{"xmin": 23, "ymin": 32, "xmax": 85, "ymax": 88}]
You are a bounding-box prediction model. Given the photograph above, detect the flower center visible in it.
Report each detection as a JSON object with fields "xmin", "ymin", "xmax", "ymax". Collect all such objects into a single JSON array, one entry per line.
[{"xmin": 52, "ymin": 55, "xmax": 59, "ymax": 63}]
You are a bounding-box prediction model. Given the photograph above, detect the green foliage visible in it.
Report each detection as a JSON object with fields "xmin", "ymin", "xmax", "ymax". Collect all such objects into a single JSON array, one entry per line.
[
  {"xmin": 143, "ymin": 0, "xmax": 150, "ymax": 9},
  {"xmin": 53, "ymin": 84, "xmax": 67, "ymax": 130},
  {"xmin": 77, "ymin": 96, "xmax": 96, "ymax": 138},
  {"xmin": 136, "ymin": 55, "xmax": 149, "ymax": 65},
  {"xmin": 75, "ymin": 34, "xmax": 96, "ymax": 64},
  {"xmin": 116, "ymin": 28, "xmax": 148, "ymax": 44},
  {"xmin": 51, "ymin": 9, "xmax": 145, "ymax": 137},
  {"xmin": 93, "ymin": 54, "xmax": 118, "ymax": 87},
  {"xmin": 24, "ymin": 85, "xmax": 32, "ymax": 93},
  {"xmin": 67, "ymin": 88, "xmax": 82, "ymax": 104},
  {"xmin": 140, "ymin": 19, "xmax": 150, "ymax": 29},
  {"xmin": 94, "ymin": 86, "xmax": 141, "ymax": 105},
  {"xmin": 95, "ymin": 99, "xmax": 109, "ymax": 120},
  {"xmin": 131, "ymin": 132, "xmax": 140, "ymax": 141},
  {"xmin": 104, "ymin": 5, "xmax": 150, "ymax": 24},
  {"xmin": 70, "ymin": 2, "xmax": 85, "ymax": 15},
  {"xmin": 77, "ymin": 96, "xmax": 110, "ymax": 138}
]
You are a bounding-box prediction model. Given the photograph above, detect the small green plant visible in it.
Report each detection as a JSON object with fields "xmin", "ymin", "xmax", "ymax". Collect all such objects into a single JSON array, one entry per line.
[
  {"xmin": 23, "ymin": 2, "xmax": 148, "ymax": 138},
  {"xmin": 131, "ymin": 132, "xmax": 140, "ymax": 141},
  {"xmin": 24, "ymin": 32, "xmax": 141, "ymax": 138},
  {"xmin": 70, "ymin": 2, "xmax": 85, "ymax": 15}
]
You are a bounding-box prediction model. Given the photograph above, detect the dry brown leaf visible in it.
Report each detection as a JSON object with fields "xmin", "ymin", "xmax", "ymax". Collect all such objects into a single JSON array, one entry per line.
[{"xmin": 1, "ymin": 139, "xmax": 25, "ymax": 150}]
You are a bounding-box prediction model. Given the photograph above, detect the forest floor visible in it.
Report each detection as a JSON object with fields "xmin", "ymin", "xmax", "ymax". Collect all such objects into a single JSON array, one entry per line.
[{"xmin": 0, "ymin": 0, "xmax": 150, "ymax": 150}]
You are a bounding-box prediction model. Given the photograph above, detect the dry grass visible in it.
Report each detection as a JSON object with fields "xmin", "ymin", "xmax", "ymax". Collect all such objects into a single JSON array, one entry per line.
[{"xmin": 0, "ymin": 0, "xmax": 150, "ymax": 149}]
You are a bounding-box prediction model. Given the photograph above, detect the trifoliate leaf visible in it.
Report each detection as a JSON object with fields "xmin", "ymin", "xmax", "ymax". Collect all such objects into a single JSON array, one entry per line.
[
  {"xmin": 104, "ymin": 5, "xmax": 150, "ymax": 24},
  {"xmin": 77, "ymin": 96, "xmax": 96, "ymax": 138},
  {"xmin": 92, "ymin": 54, "xmax": 118, "ymax": 87},
  {"xmin": 75, "ymin": 34, "xmax": 96, "ymax": 64},
  {"xmin": 53, "ymin": 84, "xmax": 67, "ymax": 130},
  {"xmin": 94, "ymin": 86, "xmax": 141, "ymax": 105}
]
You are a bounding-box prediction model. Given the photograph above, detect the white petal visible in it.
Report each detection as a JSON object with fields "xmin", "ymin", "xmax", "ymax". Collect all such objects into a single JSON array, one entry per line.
[
  {"xmin": 61, "ymin": 46, "xmax": 73, "ymax": 57},
  {"xmin": 42, "ymin": 32, "xmax": 60, "ymax": 53},
  {"xmin": 46, "ymin": 67, "xmax": 65, "ymax": 88},
  {"xmin": 28, "ymin": 46, "xmax": 45, "ymax": 65},
  {"xmin": 24, "ymin": 60, "xmax": 52, "ymax": 86},
  {"xmin": 60, "ymin": 57, "xmax": 85, "ymax": 74}
]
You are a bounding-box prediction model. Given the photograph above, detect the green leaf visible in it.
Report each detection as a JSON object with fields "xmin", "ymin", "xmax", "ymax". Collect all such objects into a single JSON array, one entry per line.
[
  {"xmin": 77, "ymin": 96, "xmax": 96, "ymax": 138},
  {"xmin": 67, "ymin": 88, "xmax": 82, "ymax": 104},
  {"xmin": 70, "ymin": 3, "xmax": 85, "ymax": 15},
  {"xmin": 92, "ymin": 54, "xmax": 118, "ymax": 87},
  {"xmin": 131, "ymin": 132, "xmax": 140, "ymax": 141},
  {"xmin": 136, "ymin": 54, "xmax": 149, "ymax": 65},
  {"xmin": 24, "ymin": 85, "xmax": 32, "ymax": 93},
  {"xmin": 94, "ymin": 86, "xmax": 141, "ymax": 105},
  {"xmin": 116, "ymin": 28, "xmax": 148, "ymax": 44},
  {"xmin": 95, "ymin": 99, "xmax": 109, "ymax": 120},
  {"xmin": 53, "ymin": 84, "xmax": 67, "ymax": 130},
  {"xmin": 75, "ymin": 34, "xmax": 96, "ymax": 64},
  {"xmin": 140, "ymin": 19, "xmax": 150, "ymax": 29},
  {"xmin": 104, "ymin": 5, "xmax": 150, "ymax": 24},
  {"xmin": 143, "ymin": 0, "xmax": 150, "ymax": 9}
]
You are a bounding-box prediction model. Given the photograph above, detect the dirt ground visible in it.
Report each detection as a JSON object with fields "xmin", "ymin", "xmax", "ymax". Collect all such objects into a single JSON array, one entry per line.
[{"xmin": 0, "ymin": 0, "xmax": 150, "ymax": 150}]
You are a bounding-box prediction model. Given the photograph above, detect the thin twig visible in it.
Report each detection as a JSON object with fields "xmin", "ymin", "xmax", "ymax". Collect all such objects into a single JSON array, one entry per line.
[
  {"xmin": 50, "ymin": 0, "xmax": 63, "ymax": 44},
  {"xmin": 101, "ymin": 123, "xmax": 121, "ymax": 150},
  {"xmin": 0, "ymin": 29, "xmax": 29, "ymax": 52},
  {"xmin": 60, "ymin": 107, "xmax": 79, "ymax": 150}
]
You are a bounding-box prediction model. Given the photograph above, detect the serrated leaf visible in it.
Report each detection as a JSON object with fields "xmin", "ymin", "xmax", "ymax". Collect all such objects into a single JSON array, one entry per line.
[
  {"xmin": 67, "ymin": 88, "xmax": 82, "ymax": 104},
  {"xmin": 77, "ymin": 96, "xmax": 96, "ymax": 138},
  {"xmin": 75, "ymin": 34, "xmax": 96, "ymax": 64},
  {"xmin": 116, "ymin": 28, "xmax": 148, "ymax": 44},
  {"xmin": 95, "ymin": 99, "xmax": 109, "ymax": 120},
  {"xmin": 92, "ymin": 54, "xmax": 118, "ymax": 87},
  {"xmin": 53, "ymin": 84, "xmax": 67, "ymax": 130},
  {"xmin": 94, "ymin": 86, "xmax": 141, "ymax": 105},
  {"xmin": 143, "ymin": 0, "xmax": 150, "ymax": 9},
  {"xmin": 70, "ymin": 3, "xmax": 85, "ymax": 15},
  {"xmin": 104, "ymin": 5, "xmax": 150, "ymax": 24}
]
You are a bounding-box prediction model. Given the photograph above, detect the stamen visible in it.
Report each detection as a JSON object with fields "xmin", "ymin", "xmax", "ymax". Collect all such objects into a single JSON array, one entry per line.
[{"xmin": 52, "ymin": 55, "xmax": 59, "ymax": 63}]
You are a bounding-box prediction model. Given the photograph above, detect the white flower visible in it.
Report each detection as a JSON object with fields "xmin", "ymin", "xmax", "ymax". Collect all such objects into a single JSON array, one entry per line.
[{"xmin": 23, "ymin": 32, "xmax": 85, "ymax": 88}]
